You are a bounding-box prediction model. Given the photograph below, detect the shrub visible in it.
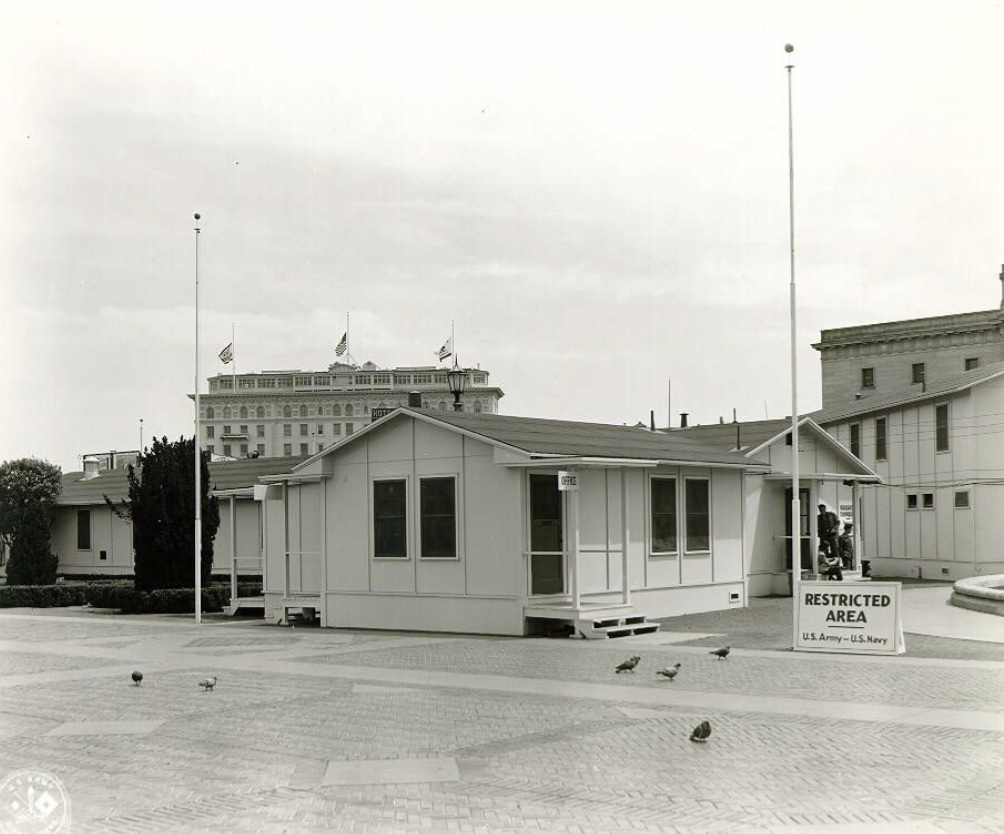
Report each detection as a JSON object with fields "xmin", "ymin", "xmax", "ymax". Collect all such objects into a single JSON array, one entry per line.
[{"xmin": 0, "ymin": 584, "xmax": 88, "ymax": 608}]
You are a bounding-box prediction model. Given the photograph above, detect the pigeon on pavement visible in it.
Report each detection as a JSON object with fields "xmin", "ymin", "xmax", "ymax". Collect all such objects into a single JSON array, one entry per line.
[
  {"xmin": 131, "ymin": 671, "xmax": 143, "ymax": 686},
  {"xmin": 615, "ymin": 656, "xmax": 641, "ymax": 674},
  {"xmin": 690, "ymin": 720, "xmax": 712, "ymax": 743},
  {"xmin": 709, "ymin": 646, "xmax": 731, "ymax": 660},
  {"xmin": 198, "ymin": 676, "xmax": 218, "ymax": 692},
  {"xmin": 656, "ymin": 663, "xmax": 681, "ymax": 681}
]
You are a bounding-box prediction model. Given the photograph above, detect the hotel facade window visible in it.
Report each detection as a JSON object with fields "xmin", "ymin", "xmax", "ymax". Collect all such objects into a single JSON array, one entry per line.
[
  {"xmin": 912, "ymin": 363, "xmax": 926, "ymax": 384},
  {"xmin": 300, "ymin": 443, "xmax": 308, "ymax": 455},
  {"xmin": 875, "ymin": 417, "xmax": 887, "ymax": 460},
  {"xmin": 206, "ymin": 426, "xmax": 215, "ymax": 438},
  {"xmin": 861, "ymin": 367, "xmax": 874, "ymax": 389},
  {"xmin": 649, "ymin": 477, "xmax": 677, "ymax": 553},
  {"xmin": 850, "ymin": 423, "xmax": 861, "ymax": 458},
  {"xmin": 283, "ymin": 443, "xmax": 292, "ymax": 456},
  {"xmin": 965, "ymin": 357, "xmax": 979, "ymax": 371}
]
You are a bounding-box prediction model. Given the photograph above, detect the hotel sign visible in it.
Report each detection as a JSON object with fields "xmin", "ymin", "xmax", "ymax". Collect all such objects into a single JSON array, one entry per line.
[{"xmin": 795, "ymin": 581, "xmax": 905, "ymax": 655}]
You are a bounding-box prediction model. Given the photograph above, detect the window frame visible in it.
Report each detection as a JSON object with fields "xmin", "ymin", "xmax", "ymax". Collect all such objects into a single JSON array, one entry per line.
[
  {"xmin": 875, "ymin": 417, "xmax": 887, "ymax": 461},
  {"xmin": 419, "ymin": 475, "xmax": 458, "ymax": 560},
  {"xmin": 372, "ymin": 477, "xmax": 409, "ymax": 560},
  {"xmin": 76, "ymin": 509, "xmax": 91, "ymax": 551},
  {"xmin": 906, "ymin": 493, "xmax": 918, "ymax": 510},
  {"xmin": 861, "ymin": 367, "xmax": 874, "ymax": 389},
  {"xmin": 912, "ymin": 363, "xmax": 926, "ymax": 385},
  {"xmin": 648, "ymin": 475, "xmax": 678, "ymax": 556},
  {"xmin": 922, "ymin": 493, "xmax": 935, "ymax": 510},
  {"xmin": 683, "ymin": 477, "xmax": 711, "ymax": 554},
  {"xmin": 954, "ymin": 490, "xmax": 970, "ymax": 509},
  {"xmin": 849, "ymin": 423, "xmax": 861, "ymax": 458},
  {"xmin": 935, "ymin": 403, "xmax": 949, "ymax": 453}
]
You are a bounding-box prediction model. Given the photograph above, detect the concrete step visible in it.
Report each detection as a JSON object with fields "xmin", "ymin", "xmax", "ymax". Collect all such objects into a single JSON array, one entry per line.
[{"xmin": 575, "ymin": 614, "xmax": 661, "ymax": 639}]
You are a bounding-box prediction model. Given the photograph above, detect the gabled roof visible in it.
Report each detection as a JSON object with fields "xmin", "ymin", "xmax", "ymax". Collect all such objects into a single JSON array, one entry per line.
[
  {"xmin": 58, "ymin": 456, "xmax": 308, "ymax": 505},
  {"xmin": 660, "ymin": 417, "xmax": 880, "ymax": 481},
  {"xmin": 810, "ymin": 360, "xmax": 1004, "ymax": 425},
  {"xmin": 295, "ymin": 408, "xmax": 771, "ymax": 471}
]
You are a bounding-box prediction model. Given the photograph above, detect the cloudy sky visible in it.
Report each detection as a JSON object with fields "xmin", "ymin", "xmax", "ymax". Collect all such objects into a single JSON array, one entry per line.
[{"xmin": 2, "ymin": 1, "xmax": 1002, "ymax": 473}]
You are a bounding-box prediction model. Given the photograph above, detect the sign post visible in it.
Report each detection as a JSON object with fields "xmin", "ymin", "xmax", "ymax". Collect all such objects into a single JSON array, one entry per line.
[{"xmin": 795, "ymin": 581, "xmax": 905, "ymax": 655}]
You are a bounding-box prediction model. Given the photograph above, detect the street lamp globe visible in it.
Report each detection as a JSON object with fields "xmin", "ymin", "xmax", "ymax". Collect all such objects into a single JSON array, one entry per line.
[{"xmin": 446, "ymin": 359, "xmax": 469, "ymax": 412}]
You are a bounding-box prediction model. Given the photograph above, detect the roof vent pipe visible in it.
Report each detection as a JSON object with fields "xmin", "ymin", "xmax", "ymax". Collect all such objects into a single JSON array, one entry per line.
[
  {"xmin": 680, "ymin": 412, "xmax": 689, "ymax": 428},
  {"xmin": 650, "ymin": 410, "xmax": 655, "ymax": 431}
]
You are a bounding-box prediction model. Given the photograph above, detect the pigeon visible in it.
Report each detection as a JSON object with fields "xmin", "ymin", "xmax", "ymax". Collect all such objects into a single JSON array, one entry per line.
[
  {"xmin": 615, "ymin": 656, "xmax": 641, "ymax": 674},
  {"xmin": 131, "ymin": 670, "xmax": 143, "ymax": 686},
  {"xmin": 690, "ymin": 720, "xmax": 712, "ymax": 743},
  {"xmin": 656, "ymin": 663, "xmax": 681, "ymax": 681},
  {"xmin": 198, "ymin": 676, "xmax": 218, "ymax": 692},
  {"xmin": 709, "ymin": 646, "xmax": 730, "ymax": 660}
]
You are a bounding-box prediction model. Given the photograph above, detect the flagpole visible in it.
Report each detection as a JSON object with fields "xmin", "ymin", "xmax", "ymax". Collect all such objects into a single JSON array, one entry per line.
[
  {"xmin": 785, "ymin": 44, "xmax": 800, "ymax": 647},
  {"xmin": 193, "ymin": 212, "xmax": 202, "ymax": 626},
  {"xmin": 231, "ymin": 322, "xmax": 236, "ymax": 397}
]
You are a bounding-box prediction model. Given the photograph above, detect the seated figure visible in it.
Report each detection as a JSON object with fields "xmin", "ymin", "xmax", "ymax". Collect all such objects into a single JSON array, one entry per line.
[{"xmin": 818, "ymin": 550, "xmax": 843, "ymax": 581}]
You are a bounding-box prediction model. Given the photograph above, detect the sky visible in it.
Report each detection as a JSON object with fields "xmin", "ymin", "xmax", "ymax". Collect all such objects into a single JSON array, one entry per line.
[{"xmin": 2, "ymin": 0, "xmax": 1002, "ymax": 474}]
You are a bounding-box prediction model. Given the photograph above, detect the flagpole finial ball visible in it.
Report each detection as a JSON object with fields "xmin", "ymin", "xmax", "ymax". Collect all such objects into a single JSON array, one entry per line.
[
  {"xmin": 194, "ymin": 213, "xmax": 201, "ymax": 220},
  {"xmin": 784, "ymin": 44, "xmax": 794, "ymax": 53}
]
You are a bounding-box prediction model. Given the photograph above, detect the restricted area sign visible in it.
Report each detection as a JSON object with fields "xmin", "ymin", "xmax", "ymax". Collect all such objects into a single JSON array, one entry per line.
[{"xmin": 795, "ymin": 581, "xmax": 905, "ymax": 655}]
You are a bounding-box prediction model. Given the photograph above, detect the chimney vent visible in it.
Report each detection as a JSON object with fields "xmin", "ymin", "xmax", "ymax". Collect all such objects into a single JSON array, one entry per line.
[
  {"xmin": 680, "ymin": 412, "xmax": 689, "ymax": 428},
  {"xmin": 82, "ymin": 457, "xmax": 101, "ymax": 480}
]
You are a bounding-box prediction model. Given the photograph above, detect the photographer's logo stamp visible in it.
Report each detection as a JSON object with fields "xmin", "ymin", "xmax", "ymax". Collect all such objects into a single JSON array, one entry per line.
[{"xmin": 0, "ymin": 770, "xmax": 70, "ymax": 833}]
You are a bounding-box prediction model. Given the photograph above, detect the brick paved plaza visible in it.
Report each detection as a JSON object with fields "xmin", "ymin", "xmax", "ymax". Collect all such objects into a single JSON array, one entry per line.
[{"xmin": 1, "ymin": 585, "xmax": 1003, "ymax": 833}]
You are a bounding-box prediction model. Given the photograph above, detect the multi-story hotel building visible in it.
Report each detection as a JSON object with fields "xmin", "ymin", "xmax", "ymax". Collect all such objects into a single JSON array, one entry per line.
[{"xmin": 194, "ymin": 360, "xmax": 504, "ymax": 459}]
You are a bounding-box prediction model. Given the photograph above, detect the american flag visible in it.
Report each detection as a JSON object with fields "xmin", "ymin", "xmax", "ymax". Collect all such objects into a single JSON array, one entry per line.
[
  {"xmin": 436, "ymin": 337, "xmax": 452, "ymax": 362},
  {"xmin": 335, "ymin": 333, "xmax": 347, "ymax": 356},
  {"xmin": 218, "ymin": 343, "xmax": 234, "ymax": 364}
]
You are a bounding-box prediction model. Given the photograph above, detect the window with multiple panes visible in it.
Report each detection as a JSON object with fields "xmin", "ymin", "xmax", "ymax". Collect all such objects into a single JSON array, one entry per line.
[
  {"xmin": 206, "ymin": 426, "xmax": 215, "ymax": 438},
  {"xmin": 912, "ymin": 363, "xmax": 926, "ymax": 384},
  {"xmin": 850, "ymin": 423, "xmax": 861, "ymax": 458},
  {"xmin": 257, "ymin": 425, "xmax": 265, "ymax": 437},
  {"xmin": 374, "ymin": 479, "xmax": 407, "ymax": 558},
  {"xmin": 875, "ymin": 417, "xmax": 887, "ymax": 460},
  {"xmin": 346, "ymin": 423, "xmax": 354, "ymax": 435},
  {"xmin": 77, "ymin": 510, "xmax": 91, "ymax": 550},
  {"xmin": 223, "ymin": 425, "xmax": 232, "ymax": 435},
  {"xmin": 239, "ymin": 425, "xmax": 248, "ymax": 435},
  {"xmin": 316, "ymin": 424, "xmax": 324, "ymax": 435},
  {"xmin": 300, "ymin": 443, "xmax": 308, "ymax": 455},
  {"xmin": 332, "ymin": 425, "xmax": 342, "ymax": 436},
  {"xmin": 283, "ymin": 443, "xmax": 292, "ymax": 456},
  {"xmin": 223, "ymin": 444, "xmax": 232, "ymax": 456},
  {"xmin": 420, "ymin": 477, "xmax": 456, "ymax": 558},
  {"xmin": 935, "ymin": 403, "xmax": 949, "ymax": 452},
  {"xmin": 685, "ymin": 479, "xmax": 710, "ymax": 552},
  {"xmin": 650, "ymin": 477, "xmax": 677, "ymax": 553},
  {"xmin": 954, "ymin": 490, "xmax": 970, "ymax": 508},
  {"xmin": 283, "ymin": 424, "xmax": 292, "ymax": 437},
  {"xmin": 300, "ymin": 424, "xmax": 308, "ymax": 436},
  {"xmin": 861, "ymin": 367, "xmax": 874, "ymax": 389}
]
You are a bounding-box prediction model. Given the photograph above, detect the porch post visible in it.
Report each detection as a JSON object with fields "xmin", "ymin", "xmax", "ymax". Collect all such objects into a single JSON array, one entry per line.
[
  {"xmin": 808, "ymin": 480, "xmax": 818, "ymax": 574},
  {"xmin": 569, "ymin": 478, "xmax": 581, "ymax": 610},
  {"xmin": 283, "ymin": 482, "xmax": 289, "ymax": 599},
  {"xmin": 320, "ymin": 478, "xmax": 328, "ymax": 627},
  {"xmin": 621, "ymin": 469, "xmax": 631, "ymax": 605},
  {"xmin": 229, "ymin": 495, "xmax": 237, "ymax": 604},
  {"xmin": 851, "ymin": 481, "xmax": 861, "ymax": 571}
]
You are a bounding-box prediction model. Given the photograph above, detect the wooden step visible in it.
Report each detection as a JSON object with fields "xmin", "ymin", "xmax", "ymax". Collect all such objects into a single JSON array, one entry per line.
[{"xmin": 575, "ymin": 614, "xmax": 661, "ymax": 640}]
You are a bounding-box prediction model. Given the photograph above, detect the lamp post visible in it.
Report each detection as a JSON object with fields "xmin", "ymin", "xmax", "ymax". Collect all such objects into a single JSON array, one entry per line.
[{"xmin": 446, "ymin": 359, "xmax": 469, "ymax": 412}]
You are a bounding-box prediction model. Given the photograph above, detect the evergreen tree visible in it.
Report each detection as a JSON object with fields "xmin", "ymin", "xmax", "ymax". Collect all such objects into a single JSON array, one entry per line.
[
  {"xmin": 109, "ymin": 437, "xmax": 219, "ymax": 592},
  {"xmin": 0, "ymin": 457, "xmax": 62, "ymax": 586}
]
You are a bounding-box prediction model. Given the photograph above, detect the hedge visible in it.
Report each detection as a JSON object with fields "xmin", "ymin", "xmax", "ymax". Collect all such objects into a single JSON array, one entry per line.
[{"xmin": 0, "ymin": 581, "xmax": 262, "ymax": 613}]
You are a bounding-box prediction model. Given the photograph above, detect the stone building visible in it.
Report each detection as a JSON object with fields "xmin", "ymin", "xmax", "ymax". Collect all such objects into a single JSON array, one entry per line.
[
  {"xmin": 813, "ymin": 267, "xmax": 1004, "ymax": 408},
  {"xmin": 194, "ymin": 360, "xmax": 503, "ymax": 459}
]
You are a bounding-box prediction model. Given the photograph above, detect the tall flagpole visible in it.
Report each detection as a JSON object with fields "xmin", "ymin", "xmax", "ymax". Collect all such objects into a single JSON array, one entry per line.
[
  {"xmin": 231, "ymin": 322, "xmax": 236, "ymax": 398},
  {"xmin": 785, "ymin": 44, "xmax": 800, "ymax": 645},
  {"xmin": 194, "ymin": 212, "xmax": 203, "ymax": 625}
]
